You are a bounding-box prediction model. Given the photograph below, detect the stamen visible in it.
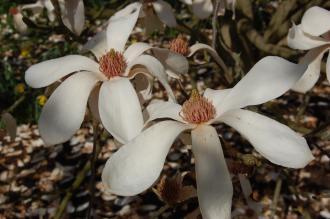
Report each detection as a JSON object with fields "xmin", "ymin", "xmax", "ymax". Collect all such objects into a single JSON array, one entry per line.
[
  {"xmin": 169, "ymin": 36, "xmax": 190, "ymax": 56},
  {"xmin": 99, "ymin": 49, "xmax": 127, "ymax": 79},
  {"xmin": 181, "ymin": 90, "xmax": 216, "ymax": 124}
]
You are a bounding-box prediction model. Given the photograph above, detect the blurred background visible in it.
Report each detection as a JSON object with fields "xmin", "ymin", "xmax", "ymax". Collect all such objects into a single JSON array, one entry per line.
[{"xmin": 0, "ymin": 0, "xmax": 329, "ymax": 218}]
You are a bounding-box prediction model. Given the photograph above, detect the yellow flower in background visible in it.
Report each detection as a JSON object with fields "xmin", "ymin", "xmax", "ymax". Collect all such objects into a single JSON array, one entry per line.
[
  {"xmin": 37, "ymin": 95, "xmax": 47, "ymax": 107},
  {"xmin": 15, "ymin": 83, "xmax": 26, "ymax": 94},
  {"xmin": 20, "ymin": 48, "xmax": 30, "ymax": 58}
]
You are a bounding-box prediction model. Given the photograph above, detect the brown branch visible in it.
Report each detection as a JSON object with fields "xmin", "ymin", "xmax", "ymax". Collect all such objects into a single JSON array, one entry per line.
[{"xmin": 237, "ymin": 19, "xmax": 298, "ymax": 58}]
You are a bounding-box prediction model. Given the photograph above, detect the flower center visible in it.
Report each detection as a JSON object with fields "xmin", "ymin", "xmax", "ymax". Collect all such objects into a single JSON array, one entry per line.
[
  {"xmin": 169, "ymin": 36, "xmax": 190, "ymax": 56},
  {"xmin": 99, "ymin": 49, "xmax": 127, "ymax": 79},
  {"xmin": 181, "ymin": 90, "xmax": 216, "ymax": 124}
]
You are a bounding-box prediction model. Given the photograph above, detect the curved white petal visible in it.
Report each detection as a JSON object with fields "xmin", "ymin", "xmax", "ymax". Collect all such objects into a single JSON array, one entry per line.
[
  {"xmin": 326, "ymin": 53, "xmax": 330, "ymax": 83},
  {"xmin": 129, "ymin": 67, "xmax": 154, "ymax": 103},
  {"xmin": 217, "ymin": 56, "xmax": 307, "ymax": 116},
  {"xmin": 82, "ymin": 30, "xmax": 107, "ymax": 60},
  {"xmin": 292, "ymin": 46, "xmax": 329, "ymax": 93},
  {"xmin": 39, "ymin": 71, "xmax": 101, "ymax": 145},
  {"xmin": 191, "ymin": 125, "xmax": 233, "ymax": 219},
  {"xmin": 287, "ymin": 24, "xmax": 329, "ymax": 50},
  {"xmin": 1, "ymin": 113, "xmax": 17, "ymax": 141},
  {"xmin": 219, "ymin": 109, "xmax": 314, "ymax": 168},
  {"xmin": 152, "ymin": 48, "xmax": 189, "ymax": 77},
  {"xmin": 126, "ymin": 55, "xmax": 176, "ymax": 102},
  {"xmin": 203, "ymin": 88, "xmax": 231, "ymax": 116},
  {"xmin": 123, "ymin": 42, "xmax": 152, "ymax": 64},
  {"xmin": 145, "ymin": 100, "xmax": 186, "ymax": 124},
  {"xmin": 107, "ymin": 2, "xmax": 142, "ymax": 51},
  {"xmin": 98, "ymin": 77, "xmax": 143, "ymax": 144},
  {"xmin": 192, "ymin": 0, "xmax": 213, "ymax": 19},
  {"xmin": 25, "ymin": 55, "xmax": 102, "ymax": 88},
  {"xmin": 188, "ymin": 43, "xmax": 227, "ymax": 71},
  {"xmin": 301, "ymin": 6, "xmax": 330, "ymax": 36},
  {"xmin": 153, "ymin": 0, "xmax": 177, "ymax": 27},
  {"xmin": 102, "ymin": 120, "xmax": 191, "ymax": 196},
  {"xmin": 60, "ymin": 0, "xmax": 85, "ymax": 35}
]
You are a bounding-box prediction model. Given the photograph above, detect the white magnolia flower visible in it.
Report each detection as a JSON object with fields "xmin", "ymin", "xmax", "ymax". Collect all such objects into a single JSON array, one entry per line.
[
  {"xmin": 9, "ymin": 7, "xmax": 28, "ymax": 34},
  {"xmin": 153, "ymin": 36, "xmax": 227, "ymax": 79},
  {"xmin": 21, "ymin": 0, "xmax": 56, "ymax": 22},
  {"xmin": 25, "ymin": 3, "xmax": 174, "ymax": 146},
  {"xmin": 181, "ymin": 0, "xmax": 236, "ymax": 19},
  {"xmin": 102, "ymin": 56, "xmax": 313, "ymax": 219},
  {"xmin": 15, "ymin": 0, "xmax": 85, "ymax": 35},
  {"xmin": 287, "ymin": 6, "xmax": 330, "ymax": 93},
  {"xmin": 139, "ymin": 0, "xmax": 177, "ymax": 34}
]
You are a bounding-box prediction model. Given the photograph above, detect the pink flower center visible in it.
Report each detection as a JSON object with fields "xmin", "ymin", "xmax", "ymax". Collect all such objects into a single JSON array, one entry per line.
[
  {"xmin": 181, "ymin": 90, "xmax": 216, "ymax": 124},
  {"xmin": 99, "ymin": 49, "xmax": 127, "ymax": 79},
  {"xmin": 169, "ymin": 36, "xmax": 190, "ymax": 56}
]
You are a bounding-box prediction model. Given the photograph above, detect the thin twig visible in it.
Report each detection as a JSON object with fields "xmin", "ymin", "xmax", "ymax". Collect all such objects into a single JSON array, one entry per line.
[
  {"xmin": 270, "ymin": 177, "xmax": 282, "ymax": 219},
  {"xmin": 212, "ymin": 0, "xmax": 221, "ymax": 49},
  {"xmin": 54, "ymin": 139, "xmax": 101, "ymax": 219},
  {"xmin": 4, "ymin": 95, "xmax": 26, "ymax": 113},
  {"xmin": 86, "ymin": 122, "xmax": 99, "ymax": 218}
]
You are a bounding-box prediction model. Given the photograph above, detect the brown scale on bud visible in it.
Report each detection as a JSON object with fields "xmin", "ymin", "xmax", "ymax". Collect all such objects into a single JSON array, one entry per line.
[
  {"xmin": 99, "ymin": 49, "xmax": 127, "ymax": 79},
  {"xmin": 181, "ymin": 90, "xmax": 216, "ymax": 124},
  {"xmin": 169, "ymin": 36, "xmax": 190, "ymax": 56},
  {"xmin": 153, "ymin": 174, "xmax": 196, "ymax": 205}
]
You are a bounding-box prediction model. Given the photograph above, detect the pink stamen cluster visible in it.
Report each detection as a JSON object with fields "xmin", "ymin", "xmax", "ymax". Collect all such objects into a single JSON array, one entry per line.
[
  {"xmin": 99, "ymin": 49, "xmax": 127, "ymax": 79},
  {"xmin": 169, "ymin": 36, "xmax": 190, "ymax": 56},
  {"xmin": 181, "ymin": 90, "xmax": 216, "ymax": 124}
]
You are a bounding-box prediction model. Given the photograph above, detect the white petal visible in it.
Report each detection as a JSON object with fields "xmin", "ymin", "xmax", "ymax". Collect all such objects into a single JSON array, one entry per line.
[
  {"xmin": 145, "ymin": 100, "xmax": 186, "ymax": 124},
  {"xmin": 1, "ymin": 113, "xmax": 17, "ymax": 141},
  {"xmin": 102, "ymin": 120, "xmax": 191, "ymax": 196},
  {"xmin": 25, "ymin": 55, "xmax": 102, "ymax": 88},
  {"xmin": 60, "ymin": 0, "xmax": 85, "ymax": 35},
  {"xmin": 123, "ymin": 43, "xmax": 152, "ymax": 64},
  {"xmin": 292, "ymin": 46, "xmax": 329, "ymax": 93},
  {"xmin": 219, "ymin": 109, "xmax": 314, "ymax": 168},
  {"xmin": 287, "ymin": 24, "xmax": 329, "ymax": 50},
  {"xmin": 13, "ymin": 12, "xmax": 28, "ymax": 34},
  {"xmin": 188, "ymin": 43, "xmax": 227, "ymax": 71},
  {"xmin": 191, "ymin": 125, "xmax": 233, "ymax": 219},
  {"xmin": 301, "ymin": 6, "xmax": 330, "ymax": 36},
  {"xmin": 217, "ymin": 56, "xmax": 307, "ymax": 116},
  {"xmin": 180, "ymin": 0, "xmax": 192, "ymax": 5},
  {"xmin": 82, "ymin": 30, "xmax": 107, "ymax": 60},
  {"xmin": 192, "ymin": 0, "xmax": 213, "ymax": 19},
  {"xmin": 126, "ymin": 55, "xmax": 176, "ymax": 102},
  {"xmin": 21, "ymin": 1, "xmax": 43, "ymax": 13},
  {"xmin": 98, "ymin": 77, "xmax": 143, "ymax": 144},
  {"xmin": 203, "ymin": 88, "xmax": 231, "ymax": 119},
  {"xmin": 152, "ymin": 48, "xmax": 189, "ymax": 77},
  {"xmin": 153, "ymin": 0, "xmax": 177, "ymax": 27},
  {"xmin": 39, "ymin": 71, "xmax": 101, "ymax": 145},
  {"xmin": 326, "ymin": 53, "xmax": 330, "ymax": 83},
  {"xmin": 107, "ymin": 2, "xmax": 142, "ymax": 51}
]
